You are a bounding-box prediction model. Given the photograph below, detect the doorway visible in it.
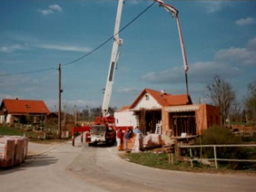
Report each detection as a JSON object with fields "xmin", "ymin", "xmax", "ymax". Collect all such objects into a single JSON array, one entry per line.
[
  {"xmin": 137, "ymin": 109, "xmax": 161, "ymax": 135},
  {"xmin": 170, "ymin": 111, "xmax": 196, "ymax": 137}
]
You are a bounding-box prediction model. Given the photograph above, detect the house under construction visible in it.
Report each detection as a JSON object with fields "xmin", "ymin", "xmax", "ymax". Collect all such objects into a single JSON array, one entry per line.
[{"xmin": 115, "ymin": 88, "xmax": 220, "ymax": 138}]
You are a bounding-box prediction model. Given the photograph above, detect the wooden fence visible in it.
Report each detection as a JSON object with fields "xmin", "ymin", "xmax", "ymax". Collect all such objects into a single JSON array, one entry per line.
[{"xmin": 178, "ymin": 144, "xmax": 256, "ymax": 169}]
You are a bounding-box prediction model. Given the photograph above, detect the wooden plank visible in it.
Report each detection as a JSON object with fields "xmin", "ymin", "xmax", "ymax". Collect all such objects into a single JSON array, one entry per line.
[{"xmin": 179, "ymin": 144, "xmax": 256, "ymax": 148}]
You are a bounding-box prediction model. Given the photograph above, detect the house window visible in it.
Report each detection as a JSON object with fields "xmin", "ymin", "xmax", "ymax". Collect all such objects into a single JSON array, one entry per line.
[{"xmin": 145, "ymin": 94, "xmax": 149, "ymax": 101}]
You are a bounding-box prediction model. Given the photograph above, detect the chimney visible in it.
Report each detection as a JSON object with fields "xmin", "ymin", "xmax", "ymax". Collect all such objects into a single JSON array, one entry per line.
[{"xmin": 161, "ymin": 89, "xmax": 166, "ymax": 96}]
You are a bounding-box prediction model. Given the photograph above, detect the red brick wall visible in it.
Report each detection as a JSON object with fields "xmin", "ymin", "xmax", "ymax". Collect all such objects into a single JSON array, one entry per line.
[
  {"xmin": 196, "ymin": 104, "xmax": 220, "ymax": 135},
  {"xmin": 162, "ymin": 104, "xmax": 220, "ymax": 136}
]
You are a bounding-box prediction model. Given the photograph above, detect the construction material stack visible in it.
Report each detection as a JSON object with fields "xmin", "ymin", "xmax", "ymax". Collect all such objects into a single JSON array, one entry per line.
[{"xmin": 0, "ymin": 136, "xmax": 28, "ymax": 168}]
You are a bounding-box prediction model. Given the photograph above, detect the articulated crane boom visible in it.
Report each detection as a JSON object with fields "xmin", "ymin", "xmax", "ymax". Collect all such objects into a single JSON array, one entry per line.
[
  {"xmin": 72, "ymin": 0, "xmax": 189, "ymax": 146},
  {"xmin": 102, "ymin": 0, "xmax": 189, "ymax": 117},
  {"xmin": 154, "ymin": 0, "xmax": 189, "ymax": 99},
  {"xmin": 102, "ymin": 0, "xmax": 124, "ymax": 117}
]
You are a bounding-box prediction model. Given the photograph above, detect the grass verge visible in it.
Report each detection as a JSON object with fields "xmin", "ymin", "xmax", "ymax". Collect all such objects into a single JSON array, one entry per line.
[
  {"xmin": 120, "ymin": 151, "xmax": 256, "ymax": 175},
  {"xmin": 0, "ymin": 126, "xmax": 68, "ymax": 144},
  {"xmin": 0, "ymin": 126, "xmax": 38, "ymax": 137}
]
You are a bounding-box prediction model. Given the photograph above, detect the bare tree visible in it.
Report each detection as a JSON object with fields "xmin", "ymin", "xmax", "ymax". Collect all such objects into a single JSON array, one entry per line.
[
  {"xmin": 229, "ymin": 101, "xmax": 243, "ymax": 123},
  {"xmin": 244, "ymin": 80, "xmax": 256, "ymax": 123},
  {"xmin": 206, "ymin": 75, "xmax": 236, "ymax": 126}
]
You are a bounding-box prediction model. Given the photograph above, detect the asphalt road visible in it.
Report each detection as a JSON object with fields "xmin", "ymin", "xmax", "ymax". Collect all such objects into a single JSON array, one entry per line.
[{"xmin": 0, "ymin": 139, "xmax": 255, "ymax": 192}]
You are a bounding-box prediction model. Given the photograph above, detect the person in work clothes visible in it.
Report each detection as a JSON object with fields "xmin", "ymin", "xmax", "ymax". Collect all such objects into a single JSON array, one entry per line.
[
  {"xmin": 116, "ymin": 128, "xmax": 123, "ymax": 151},
  {"xmin": 124, "ymin": 127, "xmax": 133, "ymax": 151}
]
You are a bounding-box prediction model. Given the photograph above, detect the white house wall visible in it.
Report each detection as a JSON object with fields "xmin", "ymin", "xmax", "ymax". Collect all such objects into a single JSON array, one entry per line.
[
  {"xmin": 114, "ymin": 111, "xmax": 138, "ymax": 128},
  {"xmin": 0, "ymin": 115, "xmax": 4, "ymax": 124},
  {"xmin": 7, "ymin": 114, "xmax": 11, "ymax": 123},
  {"xmin": 0, "ymin": 114, "xmax": 11, "ymax": 124},
  {"xmin": 133, "ymin": 93, "xmax": 161, "ymax": 110}
]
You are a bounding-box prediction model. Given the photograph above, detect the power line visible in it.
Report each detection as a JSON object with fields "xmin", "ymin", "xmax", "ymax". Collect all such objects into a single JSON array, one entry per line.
[
  {"xmin": 0, "ymin": 1, "xmax": 155, "ymax": 77},
  {"xmin": 0, "ymin": 67, "xmax": 58, "ymax": 77},
  {"xmin": 63, "ymin": 1, "xmax": 155, "ymax": 66}
]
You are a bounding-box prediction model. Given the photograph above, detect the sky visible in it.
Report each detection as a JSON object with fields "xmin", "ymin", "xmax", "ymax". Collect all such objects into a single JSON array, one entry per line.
[{"xmin": 0, "ymin": 0, "xmax": 256, "ymax": 113}]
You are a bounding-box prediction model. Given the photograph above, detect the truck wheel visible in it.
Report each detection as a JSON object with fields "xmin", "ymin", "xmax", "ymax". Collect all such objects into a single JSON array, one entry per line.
[{"xmin": 88, "ymin": 143, "xmax": 94, "ymax": 147}]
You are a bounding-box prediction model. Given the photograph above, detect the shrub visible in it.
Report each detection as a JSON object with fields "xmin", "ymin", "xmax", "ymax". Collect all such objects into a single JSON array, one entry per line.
[
  {"xmin": 195, "ymin": 126, "xmax": 247, "ymax": 168},
  {"xmin": 197, "ymin": 125, "xmax": 242, "ymax": 145}
]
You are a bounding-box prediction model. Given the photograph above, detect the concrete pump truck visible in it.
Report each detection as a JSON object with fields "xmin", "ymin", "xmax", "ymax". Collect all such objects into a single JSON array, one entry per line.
[
  {"xmin": 72, "ymin": 0, "xmax": 189, "ymax": 147},
  {"xmin": 86, "ymin": 0, "xmax": 125, "ymax": 146}
]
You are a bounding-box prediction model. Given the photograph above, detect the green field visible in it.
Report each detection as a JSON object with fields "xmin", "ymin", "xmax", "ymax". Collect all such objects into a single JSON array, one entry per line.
[{"xmin": 0, "ymin": 126, "xmax": 38, "ymax": 137}]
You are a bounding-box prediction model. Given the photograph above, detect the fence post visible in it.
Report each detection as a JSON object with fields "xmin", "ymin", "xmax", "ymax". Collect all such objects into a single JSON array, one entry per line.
[
  {"xmin": 175, "ymin": 142, "xmax": 181, "ymax": 158},
  {"xmin": 189, "ymin": 148, "xmax": 193, "ymax": 158},
  {"xmin": 213, "ymin": 145, "xmax": 218, "ymax": 169}
]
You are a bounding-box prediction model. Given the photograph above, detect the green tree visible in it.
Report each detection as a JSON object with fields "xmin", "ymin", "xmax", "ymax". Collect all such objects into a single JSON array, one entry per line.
[{"xmin": 206, "ymin": 75, "xmax": 236, "ymax": 126}]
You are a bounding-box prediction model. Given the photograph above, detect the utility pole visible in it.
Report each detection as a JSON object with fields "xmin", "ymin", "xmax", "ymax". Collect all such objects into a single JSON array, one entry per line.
[{"xmin": 58, "ymin": 64, "xmax": 63, "ymax": 139}]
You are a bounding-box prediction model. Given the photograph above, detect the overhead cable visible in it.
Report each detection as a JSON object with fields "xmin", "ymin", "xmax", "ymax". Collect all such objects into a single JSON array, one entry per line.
[
  {"xmin": 0, "ymin": 67, "xmax": 58, "ymax": 77},
  {"xmin": 63, "ymin": 1, "xmax": 155, "ymax": 66},
  {"xmin": 0, "ymin": 1, "xmax": 155, "ymax": 77}
]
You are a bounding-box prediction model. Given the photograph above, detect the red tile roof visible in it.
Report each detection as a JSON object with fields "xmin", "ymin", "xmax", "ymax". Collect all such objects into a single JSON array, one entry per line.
[
  {"xmin": 130, "ymin": 88, "xmax": 192, "ymax": 108},
  {"xmin": 167, "ymin": 94, "xmax": 191, "ymax": 105},
  {"xmin": 1, "ymin": 99, "xmax": 50, "ymax": 114},
  {"xmin": 118, "ymin": 105, "xmax": 131, "ymax": 112}
]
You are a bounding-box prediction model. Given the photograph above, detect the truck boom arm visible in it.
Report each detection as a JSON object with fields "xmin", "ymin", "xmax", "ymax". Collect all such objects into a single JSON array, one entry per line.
[{"xmin": 102, "ymin": 0, "xmax": 124, "ymax": 117}]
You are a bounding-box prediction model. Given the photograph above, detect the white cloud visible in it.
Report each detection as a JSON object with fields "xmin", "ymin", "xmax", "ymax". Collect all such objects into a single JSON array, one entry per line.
[
  {"xmin": 215, "ymin": 36, "xmax": 256, "ymax": 66},
  {"xmin": 201, "ymin": 1, "xmax": 228, "ymax": 13},
  {"xmin": 142, "ymin": 61, "xmax": 243, "ymax": 85},
  {"xmin": 142, "ymin": 37, "xmax": 256, "ymax": 85},
  {"xmin": 0, "ymin": 93, "xmax": 19, "ymax": 101},
  {"xmin": 140, "ymin": 36, "xmax": 256, "ymax": 89},
  {"xmin": 190, "ymin": 61, "xmax": 243, "ymax": 81},
  {"xmin": 39, "ymin": 4, "xmax": 62, "ymax": 16},
  {"xmin": 116, "ymin": 87, "xmax": 137, "ymax": 94},
  {"xmin": 247, "ymin": 37, "xmax": 256, "ymax": 50},
  {"xmin": 126, "ymin": 0, "xmax": 141, "ymax": 6},
  {"xmin": 0, "ymin": 72, "xmax": 37, "ymax": 92},
  {"xmin": 49, "ymin": 4, "xmax": 62, "ymax": 12},
  {"xmin": 40, "ymin": 9, "xmax": 54, "ymax": 16},
  {"xmin": 0, "ymin": 32, "xmax": 91, "ymax": 53},
  {"xmin": 0, "ymin": 44, "xmax": 28, "ymax": 53},
  {"xmin": 1, "ymin": 31, "xmax": 39, "ymax": 45},
  {"xmin": 60, "ymin": 99, "xmax": 99, "ymax": 111},
  {"xmin": 37, "ymin": 44, "xmax": 91, "ymax": 52},
  {"xmin": 216, "ymin": 47, "xmax": 249, "ymax": 60},
  {"xmin": 236, "ymin": 17, "xmax": 255, "ymax": 26},
  {"xmin": 142, "ymin": 66, "xmax": 182, "ymax": 84},
  {"xmin": 0, "ymin": 71, "xmax": 59, "ymax": 106}
]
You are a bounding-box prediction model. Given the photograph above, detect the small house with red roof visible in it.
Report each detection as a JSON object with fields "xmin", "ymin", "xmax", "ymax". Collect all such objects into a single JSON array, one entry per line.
[
  {"xmin": 0, "ymin": 98, "xmax": 50, "ymax": 125},
  {"xmin": 115, "ymin": 88, "xmax": 220, "ymax": 138}
]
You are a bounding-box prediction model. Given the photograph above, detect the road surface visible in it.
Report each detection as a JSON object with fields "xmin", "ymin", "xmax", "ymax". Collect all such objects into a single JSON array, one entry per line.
[{"xmin": 0, "ymin": 139, "xmax": 255, "ymax": 192}]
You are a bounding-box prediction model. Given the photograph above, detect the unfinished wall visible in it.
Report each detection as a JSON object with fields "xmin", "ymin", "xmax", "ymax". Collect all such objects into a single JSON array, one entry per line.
[
  {"xmin": 161, "ymin": 108, "xmax": 170, "ymax": 136},
  {"xmin": 195, "ymin": 104, "xmax": 220, "ymax": 135},
  {"xmin": 162, "ymin": 104, "xmax": 220, "ymax": 137}
]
